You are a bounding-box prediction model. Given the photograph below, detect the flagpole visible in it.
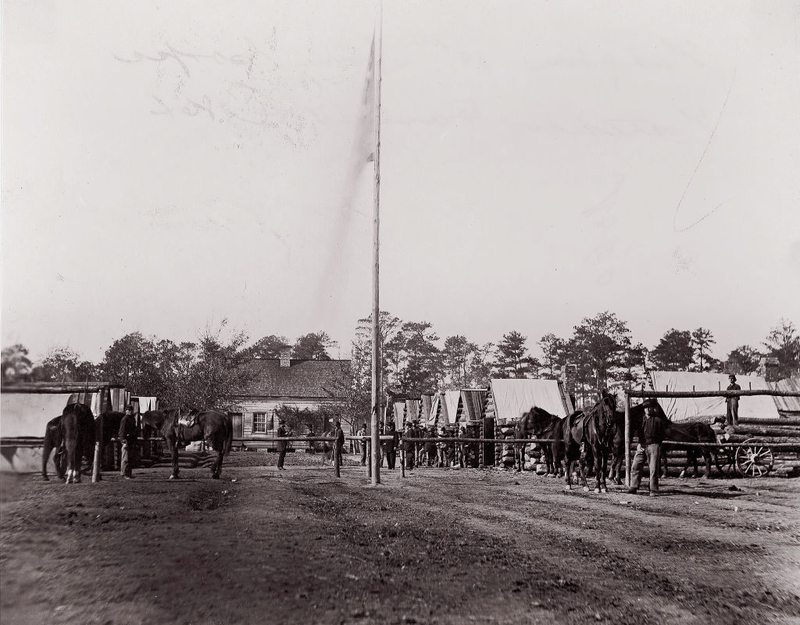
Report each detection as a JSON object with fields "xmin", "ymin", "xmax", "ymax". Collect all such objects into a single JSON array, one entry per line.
[{"xmin": 370, "ymin": 8, "xmax": 383, "ymax": 486}]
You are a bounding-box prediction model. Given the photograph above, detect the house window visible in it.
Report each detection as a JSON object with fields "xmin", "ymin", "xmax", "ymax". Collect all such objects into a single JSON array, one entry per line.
[{"xmin": 253, "ymin": 412, "xmax": 267, "ymax": 434}]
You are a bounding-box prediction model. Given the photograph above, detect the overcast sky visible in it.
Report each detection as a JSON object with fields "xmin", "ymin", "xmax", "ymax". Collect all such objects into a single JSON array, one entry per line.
[{"xmin": 2, "ymin": 0, "xmax": 799, "ymax": 364}]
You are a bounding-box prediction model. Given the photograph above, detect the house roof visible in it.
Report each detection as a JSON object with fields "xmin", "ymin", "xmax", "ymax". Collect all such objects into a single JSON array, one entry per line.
[{"xmin": 234, "ymin": 359, "xmax": 351, "ymax": 399}]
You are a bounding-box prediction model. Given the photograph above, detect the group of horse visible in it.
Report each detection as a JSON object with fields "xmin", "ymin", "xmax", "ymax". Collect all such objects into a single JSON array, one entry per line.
[
  {"xmin": 514, "ymin": 392, "xmax": 719, "ymax": 493},
  {"xmin": 42, "ymin": 404, "xmax": 234, "ymax": 483}
]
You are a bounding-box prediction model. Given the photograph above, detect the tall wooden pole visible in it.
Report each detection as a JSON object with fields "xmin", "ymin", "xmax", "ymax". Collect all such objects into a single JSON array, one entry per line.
[{"xmin": 370, "ymin": 9, "xmax": 383, "ymax": 487}]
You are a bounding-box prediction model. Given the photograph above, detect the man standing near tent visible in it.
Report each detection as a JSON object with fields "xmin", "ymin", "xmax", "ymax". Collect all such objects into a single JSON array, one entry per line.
[
  {"xmin": 627, "ymin": 403, "xmax": 667, "ymax": 497},
  {"xmin": 118, "ymin": 405, "xmax": 136, "ymax": 480},
  {"xmin": 726, "ymin": 374, "xmax": 742, "ymax": 426}
]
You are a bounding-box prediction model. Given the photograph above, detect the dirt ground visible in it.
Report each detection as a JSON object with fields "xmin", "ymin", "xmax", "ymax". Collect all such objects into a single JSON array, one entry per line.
[{"xmin": 2, "ymin": 451, "xmax": 799, "ymax": 625}]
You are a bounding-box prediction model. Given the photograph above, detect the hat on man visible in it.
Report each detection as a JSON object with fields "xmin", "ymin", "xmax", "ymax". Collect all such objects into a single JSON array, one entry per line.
[{"xmin": 729, "ymin": 374, "xmax": 737, "ymax": 381}]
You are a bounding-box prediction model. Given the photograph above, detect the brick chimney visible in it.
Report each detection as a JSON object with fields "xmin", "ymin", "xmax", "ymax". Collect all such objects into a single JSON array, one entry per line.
[
  {"xmin": 279, "ymin": 348, "xmax": 292, "ymax": 368},
  {"xmin": 758, "ymin": 357, "xmax": 780, "ymax": 382}
]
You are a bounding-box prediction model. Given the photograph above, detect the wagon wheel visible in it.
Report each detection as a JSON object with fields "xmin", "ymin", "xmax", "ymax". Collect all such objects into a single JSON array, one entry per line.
[
  {"xmin": 735, "ymin": 439, "xmax": 773, "ymax": 478},
  {"xmin": 714, "ymin": 444, "xmax": 738, "ymax": 478}
]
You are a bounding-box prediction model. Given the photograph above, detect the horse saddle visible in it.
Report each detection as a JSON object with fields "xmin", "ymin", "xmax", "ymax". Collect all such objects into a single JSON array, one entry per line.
[{"xmin": 178, "ymin": 410, "xmax": 199, "ymax": 428}]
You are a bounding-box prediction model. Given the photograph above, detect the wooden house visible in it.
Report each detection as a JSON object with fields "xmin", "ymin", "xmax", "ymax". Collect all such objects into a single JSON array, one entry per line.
[{"xmin": 230, "ymin": 353, "xmax": 350, "ymax": 449}]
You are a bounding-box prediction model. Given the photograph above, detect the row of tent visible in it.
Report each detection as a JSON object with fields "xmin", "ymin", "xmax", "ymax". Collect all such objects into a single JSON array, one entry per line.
[
  {"xmin": 386, "ymin": 378, "xmax": 576, "ymax": 430},
  {"xmin": 0, "ymin": 384, "xmax": 159, "ymax": 439},
  {"xmin": 385, "ymin": 371, "xmax": 799, "ymax": 430}
]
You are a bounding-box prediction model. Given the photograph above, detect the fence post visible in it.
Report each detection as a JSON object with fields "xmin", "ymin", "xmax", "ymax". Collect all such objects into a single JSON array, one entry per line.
[
  {"xmin": 92, "ymin": 413, "xmax": 103, "ymax": 483},
  {"xmin": 624, "ymin": 391, "xmax": 631, "ymax": 488},
  {"xmin": 366, "ymin": 439, "xmax": 371, "ymax": 479}
]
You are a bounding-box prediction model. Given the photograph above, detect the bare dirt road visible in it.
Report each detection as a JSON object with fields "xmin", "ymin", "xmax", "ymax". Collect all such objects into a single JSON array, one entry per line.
[{"xmin": 2, "ymin": 452, "xmax": 799, "ymax": 625}]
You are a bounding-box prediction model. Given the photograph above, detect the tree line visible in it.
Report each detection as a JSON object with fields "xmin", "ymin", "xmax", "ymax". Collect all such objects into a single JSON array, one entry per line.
[{"xmin": 2, "ymin": 314, "xmax": 798, "ymax": 422}]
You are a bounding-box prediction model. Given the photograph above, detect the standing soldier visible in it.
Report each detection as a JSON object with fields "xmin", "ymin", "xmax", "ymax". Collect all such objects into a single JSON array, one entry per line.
[
  {"xmin": 118, "ymin": 405, "xmax": 137, "ymax": 480},
  {"xmin": 403, "ymin": 423, "xmax": 416, "ymax": 470},
  {"xmin": 333, "ymin": 420, "xmax": 345, "ymax": 468},
  {"xmin": 358, "ymin": 423, "xmax": 368, "ymax": 466},
  {"xmin": 726, "ymin": 374, "xmax": 742, "ymax": 426},
  {"xmin": 627, "ymin": 403, "xmax": 667, "ymax": 497},
  {"xmin": 383, "ymin": 421, "xmax": 398, "ymax": 469},
  {"xmin": 276, "ymin": 417, "xmax": 288, "ymax": 470}
]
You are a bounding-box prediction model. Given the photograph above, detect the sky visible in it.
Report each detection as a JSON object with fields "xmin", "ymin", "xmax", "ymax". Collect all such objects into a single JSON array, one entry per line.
[{"xmin": 2, "ymin": 0, "xmax": 799, "ymax": 365}]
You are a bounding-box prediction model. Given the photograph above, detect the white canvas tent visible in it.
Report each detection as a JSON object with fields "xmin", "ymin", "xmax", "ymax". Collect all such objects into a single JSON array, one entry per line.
[
  {"xmin": 486, "ymin": 379, "xmax": 573, "ymax": 424},
  {"xmin": 649, "ymin": 371, "xmax": 780, "ymax": 423},
  {"xmin": 457, "ymin": 389, "xmax": 487, "ymax": 424},
  {"xmin": 0, "ymin": 392, "xmax": 73, "ymax": 438},
  {"xmin": 427, "ymin": 391, "xmax": 462, "ymax": 426}
]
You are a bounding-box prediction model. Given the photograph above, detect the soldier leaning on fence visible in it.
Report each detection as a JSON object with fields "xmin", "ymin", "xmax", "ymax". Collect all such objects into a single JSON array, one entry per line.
[
  {"xmin": 118, "ymin": 405, "xmax": 137, "ymax": 479},
  {"xmin": 627, "ymin": 404, "xmax": 667, "ymax": 497},
  {"xmin": 726, "ymin": 374, "xmax": 742, "ymax": 426}
]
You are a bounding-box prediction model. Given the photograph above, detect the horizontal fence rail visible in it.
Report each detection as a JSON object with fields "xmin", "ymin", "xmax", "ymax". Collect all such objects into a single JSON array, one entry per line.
[{"xmin": 629, "ymin": 389, "xmax": 800, "ymax": 399}]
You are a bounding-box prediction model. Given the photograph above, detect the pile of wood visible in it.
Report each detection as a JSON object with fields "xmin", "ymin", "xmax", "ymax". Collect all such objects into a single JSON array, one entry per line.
[{"xmin": 720, "ymin": 417, "xmax": 800, "ymax": 478}]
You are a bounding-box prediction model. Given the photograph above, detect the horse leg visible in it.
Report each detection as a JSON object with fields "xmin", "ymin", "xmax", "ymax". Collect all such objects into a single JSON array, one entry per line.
[
  {"xmin": 600, "ymin": 449, "xmax": 608, "ymax": 493},
  {"xmin": 169, "ymin": 435, "xmax": 180, "ymax": 479},
  {"xmin": 563, "ymin": 454, "xmax": 572, "ymax": 490},
  {"xmin": 592, "ymin": 445, "xmax": 602, "ymax": 493},
  {"xmin": 702, "ymin": 449, "xmax": 712, "ymax": 479},
  {"xmin": 42, "ymin": 436, "xmax": 53, "ymax": 481},
  {"xmin": 578, "ymin": 442, "xmax": 590, "ymax": 491},
  {"xmin": 212, "ymin": 447, "xmax": 223, "ymax": 479}
]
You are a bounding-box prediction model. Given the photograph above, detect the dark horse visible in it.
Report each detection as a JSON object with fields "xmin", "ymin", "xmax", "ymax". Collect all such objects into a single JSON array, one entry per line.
[
  {"xmin": 42, "ymin": 415, "xmax": 66, "ymax": 481},
  {"xmin": 562, "ymin": 392, "xmax": 617, "ymax": 493},
  {"xmin": 661, "ymin": 420, "xmax": 718, "ymax": 479},
  {"xmin": 61, "ymin": 403, "xmax": 96, "ymax": 483},
  {"xmin": 514, "ymin": 406, "xmax": 562, "ymax": 475},
  {"xmin": 142, "ymin": 409, "xmax": 233, "ymax": 479},
  {"xmin": 608, "ymin": 400, "xmax": 717, "ymax": 482}
]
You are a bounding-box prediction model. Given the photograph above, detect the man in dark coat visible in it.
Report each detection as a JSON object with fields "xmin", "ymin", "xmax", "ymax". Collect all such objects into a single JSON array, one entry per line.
[
  {"xmin": 332, "ymin": 420, "xmax": 345, "ymax": 468},
  {"xmin": 276, "ymin": 418, "xmax": 288, "ymax": 470},
  {"xmin": 403, "ymin": 423, "xmax": 416, "ymax": 470},
  {"xmin": 627, "ymin": 404, "xmax": 667, "ymax": 497},
  {"xmin": 118, "ymin": 405, "xmax": 137, "ymax": 479},
  {"xmin": 726, "ymin": 374, "xmax": 742, "ymax": 426},
  {"xmin": 382, "ymin": 422, "xmax": 398, "ymax": 469}
]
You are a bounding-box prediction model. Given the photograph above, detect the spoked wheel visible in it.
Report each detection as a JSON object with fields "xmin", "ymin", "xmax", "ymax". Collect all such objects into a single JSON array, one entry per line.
[
  {"xmin": 735, "ymin": 439, "xmax": 774, "ymax": 478},
  {"xmin": 715, "ymin": 445, "xmax": 738, "ymax": 478}
]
